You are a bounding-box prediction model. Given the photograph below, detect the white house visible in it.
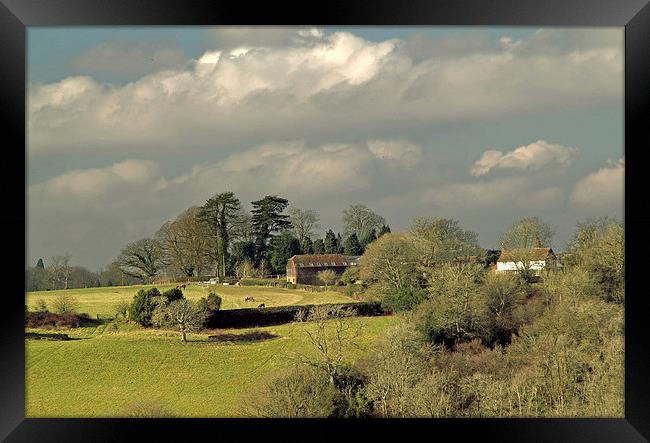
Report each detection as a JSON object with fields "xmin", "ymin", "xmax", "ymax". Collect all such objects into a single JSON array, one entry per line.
[{"xmin": 496, "ymin": 247, "xmax": 559, "ymax": 276}]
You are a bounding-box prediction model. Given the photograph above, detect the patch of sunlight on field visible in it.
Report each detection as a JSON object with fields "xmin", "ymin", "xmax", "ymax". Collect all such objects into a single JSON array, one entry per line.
[
  {"xmin": 25, "ymin": 315, "xmax": 397, "ymax": 417},
  {"xmin": 25, "ymin": 283, "xmax": 357, "ymax": 318}
]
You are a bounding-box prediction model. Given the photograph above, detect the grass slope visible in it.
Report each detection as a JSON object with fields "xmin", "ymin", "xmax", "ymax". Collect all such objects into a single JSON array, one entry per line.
[
  {"xmin": 26, "ymin": 315, "xmax": 396, "ymax": 417},
  {"xmin": 25, "ymin": 283, "xmax": 356, "ymax": 317}
]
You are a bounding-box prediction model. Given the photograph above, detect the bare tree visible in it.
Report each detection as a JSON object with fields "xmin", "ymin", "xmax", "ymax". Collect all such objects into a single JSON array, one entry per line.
[
  {"xmin": 408, "ymin": 217, "xmax": 481, "ymax": 267},
  {"xmin": 341, "ymin": 204, "xmax": 385, "ymax": 244},
  {"xmin": 47, "ymin": 254, "xmax": 73, "ymax": 289},
  {"xmin": 500, "ymin": 217, "xmax": 554, "ymax": 249},
  {"xmin": 117, "ymin": 238, "xmax": 165, "ymax": 283},
  {"xmin": 294, "ymin": 305, "xmax": 362, "ymax": 385},
  {"xmin": 155, "ymin": 299, "xmax": 209, "ymax": 342},
  {"xmin": 287, "ymin": 207, "xmax": 321, "ymax": 243},
  {"xmin": 51, "ymin": 293, "xmax": 79, "ymax": 315},
  {"xmin": 317, "ymin": 269, "xmax": 337, "ymax": 286},
  {"xmin": 158, "ymin": 207, "xmax": 212, "ymax": 278}
]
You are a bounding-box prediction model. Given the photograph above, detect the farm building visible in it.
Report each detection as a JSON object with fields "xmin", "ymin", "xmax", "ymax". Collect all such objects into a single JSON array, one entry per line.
[
  {"xmin": 496, "ymin": 247, "xmax": 559, "ymax": 275},
  {"xmin": 286, "ymin": 254, "xmax": 356, "ymax": 285}
]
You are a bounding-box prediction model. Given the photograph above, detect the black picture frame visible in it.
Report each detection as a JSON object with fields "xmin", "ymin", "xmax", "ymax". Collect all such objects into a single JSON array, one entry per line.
[{"xmin": 1, "ymin": 0, "xmax": 648, "ymax": 441}]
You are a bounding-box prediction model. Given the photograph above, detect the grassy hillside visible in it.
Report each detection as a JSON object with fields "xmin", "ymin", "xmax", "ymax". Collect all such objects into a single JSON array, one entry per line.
[
  {"xmin": 25, "ymin": 283, "xmax": 356, "ymax": 317},
  {"xmin": 26, "ymin": 315, "xmax": 397, "ymax": 417}
]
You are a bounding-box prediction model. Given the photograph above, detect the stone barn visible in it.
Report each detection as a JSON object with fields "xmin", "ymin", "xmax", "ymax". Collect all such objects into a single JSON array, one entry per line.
[{"xmin": 286, "ymin": 254, "xmax": 355, "ymax": 285}]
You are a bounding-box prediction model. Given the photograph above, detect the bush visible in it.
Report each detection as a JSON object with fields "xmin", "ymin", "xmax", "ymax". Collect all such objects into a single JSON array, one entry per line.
[
  {"xmin": 340, "ymin": 266, "xmax": 360, "ymax": 285},
  {"xmin": 246, "ymin": 366, "xmax": 337, "ymax": 417},
  {"xmin": 51, "ymin": 294, "xmax": 80, "ymax": 315},
  {"xmin": 197, "ymin": 293, "xmax": 223, "ymax": 325},
  {"xmin": 34, "ymin": 298, "xmax": 48, "ymax": 312},
  {"xmin": 113, "ymin": 300, "xmax": 130, "ymax": 319},
  {"xmin": 128, "ymin": 287, "xmax": 161, "ymax": 326},
  {"xmin": 204, "ymin": 302, "xmax": 385, "ymax": 329},
  {"xmin": 26, "ymin": 311, "xmax": 94, "ymax": 329},
  {"xmin": 162, "ymin": 287, "xmax": 184, "ymax": 303}
]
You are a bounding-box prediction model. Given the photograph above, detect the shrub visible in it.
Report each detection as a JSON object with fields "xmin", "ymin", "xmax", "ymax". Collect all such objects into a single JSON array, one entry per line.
[
  {"xmin": 128, "ymin": 288, "xmax": 161, "ymax": 326},
  {"xmin": 113, "ymin": 300, "xmax": 130, "ymax": 319},
  {"xmin": 246, "ymin": 366, "xmax": 337, "ymax": 417},
  {"xmin": 162, "ymin": 287, "xmax": 184, "ymax": 303},
  {"xmin": 340, "ymin": 266, "xmax": 360, "ymax": 285},
  {"xmin": 34, "ymin": 298, "xmax": 48, "ymax": 312},
  {"xmin": 197, "ymin": 293, "xmax": 223, "ymax": 320},
  {"xmin": 26, "ymin": 311, "xmax": 94, "ymax": 329},
  {"xmin": 51, "ymin": 294, "xmax": 79, "ymax": 315},
  {"xmin": 204, "ymin": 302, "xmax": 384, "ymax": 329}
]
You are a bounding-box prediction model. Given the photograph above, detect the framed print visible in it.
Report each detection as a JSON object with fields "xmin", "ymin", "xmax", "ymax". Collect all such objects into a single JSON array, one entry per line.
[{"xmin": 1, "ymin": 0, "xmax": 649, "ymax": 441}]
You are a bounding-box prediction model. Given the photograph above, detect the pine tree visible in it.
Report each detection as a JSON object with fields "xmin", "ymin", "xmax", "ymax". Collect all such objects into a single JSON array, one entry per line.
[
  {"xmin": 313, "ymin": 239, "xmax": 325, "ymax": 254},
  {"xmin": 302, "ymin": 237, "xmax": 314, "ymax": 254},
  {"xmin": 336, "ymin": 233, "xmax": 344, "ymax": 253},
  {"xmin": 36, "ymin": 258, "xmax": 45, "ymax": 269},
  {"xmin": 197, "ymin": 191, "xmax": 241, "ymax": 281},
  {"xmin": 324, "ymin": 230, "xmax": 337, "ymax": 253},
  {"xmin": 251, "ymin": 195, "xmax": 292, "ymax": 244},
  {"xmin": 344, "ymin": 233, "xmax": 363, "ymax": 255}
]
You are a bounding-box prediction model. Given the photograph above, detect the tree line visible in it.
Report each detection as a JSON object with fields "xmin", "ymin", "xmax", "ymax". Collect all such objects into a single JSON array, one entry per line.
[{"xmin": 27, "ymin": 192, "xmax": 393, "ymax": 290}]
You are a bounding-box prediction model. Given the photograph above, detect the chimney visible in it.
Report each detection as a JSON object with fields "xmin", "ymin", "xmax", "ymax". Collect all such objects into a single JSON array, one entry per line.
[{"xmin": 534, "ymin": 236, "xmax": 542, "ymax": 248}]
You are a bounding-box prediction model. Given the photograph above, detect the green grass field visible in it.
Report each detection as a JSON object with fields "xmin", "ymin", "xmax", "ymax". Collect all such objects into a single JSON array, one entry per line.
[
  {"xmin": 26, "ymin": 283, "xmax": 357, "ymax": 318},
  {"xmin": 26, "ymin": 315, "xmax": 397, "ymax": 417}
]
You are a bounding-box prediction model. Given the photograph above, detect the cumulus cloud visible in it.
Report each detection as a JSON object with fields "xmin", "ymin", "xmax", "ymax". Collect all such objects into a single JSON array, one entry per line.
[
  {"xmin": 470, "ymin": 140, "xmax": 577, "ymax": 176},
  {"xmin": 28, "ymin": 29, "xmax": 622, "ymax": 157},
  {"xmin": 571, "ymin": 158, "xmax": 624, "ymax": 213},
  {"xmin": 30, "ymin": 160, "xmax": 160, "ymax": 200}
]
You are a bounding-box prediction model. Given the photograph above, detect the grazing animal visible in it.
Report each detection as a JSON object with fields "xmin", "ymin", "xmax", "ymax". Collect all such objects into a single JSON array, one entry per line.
[
  {"xmin": 257, "ymin": 303, "xmax": 265, "ymax": 309},
  {"xmin": 244, "ymin": 296, "xmax": 255, "ymax": 302}
]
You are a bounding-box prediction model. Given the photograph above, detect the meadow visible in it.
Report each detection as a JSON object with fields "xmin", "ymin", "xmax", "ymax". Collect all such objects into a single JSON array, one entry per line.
[
  {"xmin": 25, "ymin": 283, "xmax": 357, "ymax": 318},
  {"xmin": 26, "ymin": 315, "xmax": 397, "ymax": 417}
]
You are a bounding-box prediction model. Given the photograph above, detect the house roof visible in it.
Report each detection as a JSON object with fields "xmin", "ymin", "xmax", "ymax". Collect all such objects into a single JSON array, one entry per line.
[
  {"xmin": 497, "ymin": 247, "xmax": 555, "ymax": 262},
  {"xmin": 288, "ymin": 254, "xmax": 351, "ymax": 267}
]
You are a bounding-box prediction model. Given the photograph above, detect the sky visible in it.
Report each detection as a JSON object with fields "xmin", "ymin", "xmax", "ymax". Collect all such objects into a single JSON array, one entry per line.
[{"xmin": 27, "ymin": 26, "xmax": 624, "ymax": 271}]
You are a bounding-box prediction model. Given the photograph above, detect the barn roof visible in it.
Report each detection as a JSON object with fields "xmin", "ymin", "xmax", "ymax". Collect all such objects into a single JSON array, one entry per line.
[
  {"xmin": 498, "ymin": 247, "xmax": 555, "ymax": 262},
  {"xmin": 288, "ymin": 254, "xmax": 351, "ymax": 267}
]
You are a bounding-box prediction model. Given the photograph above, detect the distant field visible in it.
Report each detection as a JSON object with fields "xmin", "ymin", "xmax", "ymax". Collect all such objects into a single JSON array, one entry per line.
[
  {"xmin": 25, "ymin": 283, "xmax": 357, "ymax": 317},
  {"xmin": 26, "ymin": 315, "xmax": 397, "ymax": 417}
]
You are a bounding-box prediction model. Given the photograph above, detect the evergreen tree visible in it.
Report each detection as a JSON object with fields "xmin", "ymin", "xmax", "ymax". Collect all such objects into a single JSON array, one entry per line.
[
  {"xmin": 344, "ymin": 233, "xmax": 363, "ymax": 255},
  {"xmin": 324, "ymin": 230, "xmax": 338, "ymax": 253},
  {"xmin": 361, "ymin": 228, "xmax": 377, "ymax": 248},
  {"xmin": 36, "ymin": 258, "xmax": 45, "ymax": 269},
  {"xmin": 336, "ymin": 233, "xmax": 344, "ymax": 253},
  {"xmin": 377, "ymin": 224, "xmax": 391, "ymax": 238},
  {"xmin": 197, "ymin": 191, "xmax": 241, "ymax": 281},
  {"xmin": 269, "ymin": 231, "xmax": 301, "ymax": 274},
  {"xmin": 251, "ymin": 195, "xmax": 292, "ymax": 244},
  {"xmin": 313, "ymin": 238, "xmax": 325, "ymax": 254},
  {"xmin": 302, "ymin": 237, "xmax": 314, "ymax": 254}
]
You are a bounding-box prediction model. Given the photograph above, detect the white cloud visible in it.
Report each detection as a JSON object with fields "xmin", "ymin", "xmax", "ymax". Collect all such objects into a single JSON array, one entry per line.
[
  {"xmin": 471, "ymin": 140, "xmax": 577, "ymax": 176},
  {"xmin": 30, "ymin": 160, "xmax": 159, "ymax": 200},
  {"xmin": 367, "ymin": 139, "xmax": 422, "ymax": 169},
  {"xmin": 571, "ymin": 158, "xmax": 624, "ymax": 213},
  {"xmin": 28, "ymin": 29, "xmax": 622, "ymax": 157}
]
